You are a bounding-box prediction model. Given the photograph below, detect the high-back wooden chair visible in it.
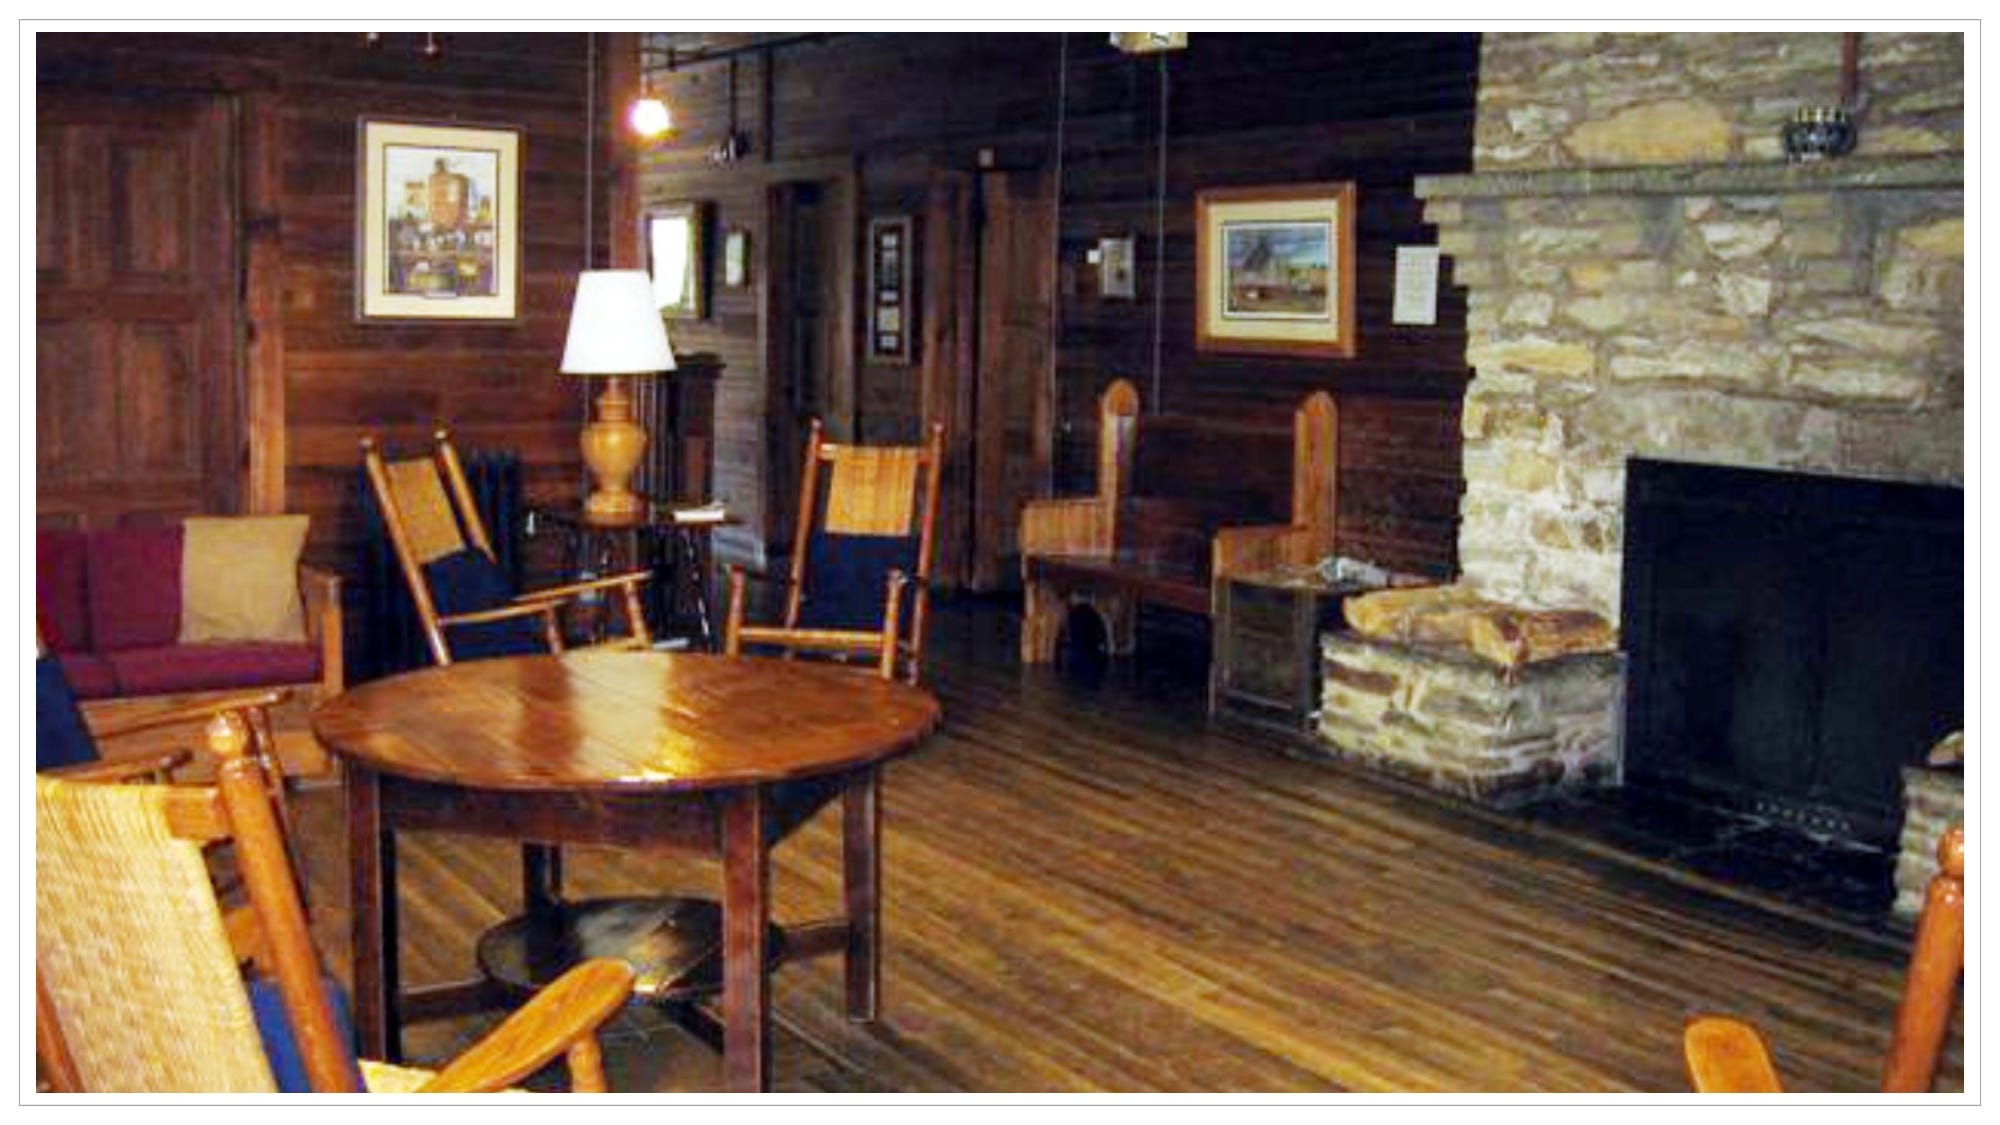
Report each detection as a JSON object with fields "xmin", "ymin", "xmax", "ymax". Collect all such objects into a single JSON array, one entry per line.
[
  {"xmin": 724, "ymin": 420, "xmax": 945, "ymax": 684},
  {"xmin": 362, "ymin": 430, "xmax": 653, "ymax": 666},
  {"xmin": 36, "ymin": 708, "xmax": 636, "ymax": 1094},
  {"xmin": 1684, "ymin": 826, "xmax": 1966, "ymax": 1093}
]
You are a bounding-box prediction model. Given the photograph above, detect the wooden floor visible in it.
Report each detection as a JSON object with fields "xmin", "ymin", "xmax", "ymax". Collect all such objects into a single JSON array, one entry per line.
[{"xmin": 292, "ymin": 600, "xmax": 1963, "ymax": 1093}]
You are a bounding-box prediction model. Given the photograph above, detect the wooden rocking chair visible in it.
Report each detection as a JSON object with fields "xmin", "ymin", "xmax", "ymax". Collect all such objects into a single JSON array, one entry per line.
[
  {"xmin": 724, "ymin": 420, "xmax": 944, "ymax": 684},
  {"xmin": 36, "ymin": 707, "xmax": 636, "ymax": 1093},
  {"xmin": 362, "ymin": 429, "xmax": 654, "ymax": 666}
]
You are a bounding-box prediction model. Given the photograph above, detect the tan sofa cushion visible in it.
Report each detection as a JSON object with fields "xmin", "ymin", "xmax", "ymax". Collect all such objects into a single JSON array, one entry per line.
[{"xmin": 179, "ymin": 516, "xmax": 309, "ymax": 644}]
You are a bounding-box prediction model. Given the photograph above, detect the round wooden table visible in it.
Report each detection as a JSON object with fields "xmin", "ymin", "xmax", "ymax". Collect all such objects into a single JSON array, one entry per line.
[{"xmin": 312, "ymin": 650, "xmax": 942, "ymax": 1092}]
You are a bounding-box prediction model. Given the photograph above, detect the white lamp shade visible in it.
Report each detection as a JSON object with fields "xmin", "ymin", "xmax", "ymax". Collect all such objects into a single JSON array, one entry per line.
[{"xmin": 560, "ymin": 269, "xmax": 677, "ymax": 375}]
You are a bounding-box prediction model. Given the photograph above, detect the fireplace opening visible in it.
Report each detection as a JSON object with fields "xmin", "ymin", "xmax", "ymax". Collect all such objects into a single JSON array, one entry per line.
[{"xmin": 1621, "ymin": 457, "xmax": 1963, "ymax": 850}]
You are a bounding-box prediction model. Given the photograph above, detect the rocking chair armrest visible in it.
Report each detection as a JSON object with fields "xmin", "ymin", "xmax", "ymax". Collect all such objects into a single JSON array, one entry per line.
[
  {"xmin": 438, "ymin": 602, "xmax": 562, "ymax": 628},
  {"xmin": 42, "ymin": 747, "xmax": 197, "ymax": 784},
  {"xmin": 514, "ymin": 569, "xmax": 653, "ymax": 605},
  {"xmin": 417, "ymin": 958, "xmax": 637, "ymax": 1093},
  {"xmin": 88, "ymin": 689, "xmax": 289, "ymax": 743},
  {"xmin": 1682, "ymin": 1015, "xmax": 1784, "ymax": 1093},
  {"xmin": 725, "ymin": 563, "xmax": 796, "ymax": 587}
]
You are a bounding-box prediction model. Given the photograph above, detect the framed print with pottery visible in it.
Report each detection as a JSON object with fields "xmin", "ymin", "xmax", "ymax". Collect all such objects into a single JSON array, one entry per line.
[
  {"xmin": 645, "ymin": 202, "xmax": 709, "ymax": 318},
  {"xmin": 356, "ymin": 119, "xmax": 522, "ymax": 321},
  {"xmin": 867, "ymin": 216, "xmax": 913, "ymax": 364},
  {"xmin": 1194, "ymin": 182, "xmax": 1356, "ymax": 358}
]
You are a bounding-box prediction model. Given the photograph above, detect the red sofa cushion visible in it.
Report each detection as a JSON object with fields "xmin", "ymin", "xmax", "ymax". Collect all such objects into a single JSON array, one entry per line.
[
  {"xmin": 56, "ymin": 653, "xmax": 119, "ymax": 700},
  {"xmin": 86, "ymin": 526, "xmax": 183, "ymax": 651},
  {"xmin": 106, "ymin": 643, "xmax": 321, "ymax": 697},
  {"xmin": 36, "ymin": 530, "xmax": 91, "ymax": 653}
]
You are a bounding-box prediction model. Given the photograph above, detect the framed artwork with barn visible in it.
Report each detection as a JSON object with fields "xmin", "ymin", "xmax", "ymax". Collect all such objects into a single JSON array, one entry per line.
[
  {"xmin": 1194, "ymin": 182, "xmax": 1356, "ymax": 358},
  {"xmin": 356, "ymin": 119, "xmax": 522, "ymax": 321}
]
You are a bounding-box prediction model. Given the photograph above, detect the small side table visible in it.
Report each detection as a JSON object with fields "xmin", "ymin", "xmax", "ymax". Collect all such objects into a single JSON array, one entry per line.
[
  {"xmin": 1209, "ymin": 567, "xmax": 1391, "ymax": 741},
  {"xmin": 532, "ymin": 502, "xmax": 738, "ymax": 649}
]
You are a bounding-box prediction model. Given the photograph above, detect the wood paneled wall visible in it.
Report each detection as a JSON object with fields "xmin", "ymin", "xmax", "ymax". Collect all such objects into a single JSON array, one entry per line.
[
  {"xmin": 36, "ymin": 32, "xmax": 603, "ymax": 575},
  {"xmin": 639, "ymin": 32, "xmax": 1474, "ymax": 576}
]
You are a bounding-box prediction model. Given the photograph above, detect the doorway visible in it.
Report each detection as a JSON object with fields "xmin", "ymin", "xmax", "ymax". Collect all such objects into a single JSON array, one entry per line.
[{"xmin": 764, "ymin": 175, "xmax": 858, "ymax": 559}]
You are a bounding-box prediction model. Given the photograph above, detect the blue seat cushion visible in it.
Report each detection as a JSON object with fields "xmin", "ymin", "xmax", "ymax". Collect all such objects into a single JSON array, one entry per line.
[
  {"xmin": 248, "ymin": 975, "xmax": 365, "ymax": 1093},
  {"xmin": 796, "ymin": 533, "xmax": 918, "ymax": 633},
  {"xmin": 421, "ymin": 548, "xmax": 548, "ymax": 661},
  {"xmin": 36, "ymin": 654, "xmax": 99, "ymax": 772}
]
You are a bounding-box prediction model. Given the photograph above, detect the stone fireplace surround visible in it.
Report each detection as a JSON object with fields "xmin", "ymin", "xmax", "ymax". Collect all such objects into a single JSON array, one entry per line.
[{"xmin": 1315, "ymin": 155, "xmax": 1962, "ymax": 811}]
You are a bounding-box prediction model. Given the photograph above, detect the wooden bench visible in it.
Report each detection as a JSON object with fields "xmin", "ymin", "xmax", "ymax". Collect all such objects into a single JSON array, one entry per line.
[{"xmin": 1019, "ymin": 379, "xmax": 1338, "ymax": 662}]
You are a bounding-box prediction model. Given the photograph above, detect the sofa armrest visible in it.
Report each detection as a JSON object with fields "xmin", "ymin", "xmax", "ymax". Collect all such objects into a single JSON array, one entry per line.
[{"xmin": 298, "ymin": 564, "xmax": 344, "ymax": 696}]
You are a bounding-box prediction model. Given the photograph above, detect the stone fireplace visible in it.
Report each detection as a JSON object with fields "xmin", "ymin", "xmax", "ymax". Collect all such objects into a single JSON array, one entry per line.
[{"xmin": 1317, "ymin": 34, "xmax": 1963, "ymax": 879}]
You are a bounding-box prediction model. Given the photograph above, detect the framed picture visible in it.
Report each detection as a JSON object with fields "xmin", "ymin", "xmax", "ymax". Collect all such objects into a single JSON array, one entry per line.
[
  {"xmin": 645, "ymin": 203, "xmax": 708, "ymax": 318},
  {"xmin": 1194, "ymin": 182, "xmax": 1357, "ymax": 358},
  {"xmin": 867, "ymin": 216, "xmax": 913, "ymax": 364},
  {"xmin": 356, "ymin": 119, "xmax": 522, "ymax": 322},
  {"xmin": 723, "ymin": 228, "xmax": 750, "ymax": 288}
]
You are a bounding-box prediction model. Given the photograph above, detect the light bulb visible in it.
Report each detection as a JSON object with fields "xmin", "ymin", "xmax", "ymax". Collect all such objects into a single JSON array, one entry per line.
[{"xmin": 629, "ymin": 97, "xmax": 673, "ymax": 139}]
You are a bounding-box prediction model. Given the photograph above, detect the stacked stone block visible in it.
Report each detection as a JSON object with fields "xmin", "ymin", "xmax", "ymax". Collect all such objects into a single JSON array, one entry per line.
[
  {"xmin": 1894, "ymin": 766, "xmax": 1963, "ymax": 922},
  {"xmin": 1318, "ymin": 633, "xmax": 1622, "ymax": 806}
]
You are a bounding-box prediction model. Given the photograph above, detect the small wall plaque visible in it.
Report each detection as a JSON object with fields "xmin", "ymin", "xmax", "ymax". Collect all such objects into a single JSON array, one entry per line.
[{"xmin": 867, "ymin": 216, "xmax": 914, "ymax": 364}]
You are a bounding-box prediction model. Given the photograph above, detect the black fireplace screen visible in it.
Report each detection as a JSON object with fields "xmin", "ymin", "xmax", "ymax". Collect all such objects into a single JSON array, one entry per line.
[{"xmin": 1620, "ymin": 458, "xmax": 1963, "ymax": 850}]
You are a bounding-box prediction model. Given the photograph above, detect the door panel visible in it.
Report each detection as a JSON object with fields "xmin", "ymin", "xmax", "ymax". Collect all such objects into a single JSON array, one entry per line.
[{"xmin": 36, "ymin": 90, "xmax": 239, "ymax": 528}]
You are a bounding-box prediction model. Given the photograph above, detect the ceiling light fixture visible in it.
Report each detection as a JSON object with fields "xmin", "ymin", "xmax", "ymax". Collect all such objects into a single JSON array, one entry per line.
[{"xmin": 1109, "ymin": 32, "xmax": 1188, "ymax": 55}]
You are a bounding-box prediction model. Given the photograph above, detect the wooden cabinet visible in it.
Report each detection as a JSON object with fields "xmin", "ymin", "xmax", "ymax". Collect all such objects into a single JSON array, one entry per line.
[{"xmin": 1209, "ymin": 570, "xmax": 1377, "ymax": 741}]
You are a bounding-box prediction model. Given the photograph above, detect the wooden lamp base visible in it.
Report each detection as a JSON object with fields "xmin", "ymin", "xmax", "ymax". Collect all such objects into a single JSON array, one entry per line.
[{"xmin": 580, "ymin": 375, "xmax": 649, "ymax": 519}]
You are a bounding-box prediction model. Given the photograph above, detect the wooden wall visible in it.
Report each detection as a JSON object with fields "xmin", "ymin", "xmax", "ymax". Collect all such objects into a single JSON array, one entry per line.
[
  {"xmin": 36, "ymin": 32, "xmax": 602, "ymax": 576},
  {"xmin": 639, "ymin": 32, "xmax": 1474, "ymax": 576}
]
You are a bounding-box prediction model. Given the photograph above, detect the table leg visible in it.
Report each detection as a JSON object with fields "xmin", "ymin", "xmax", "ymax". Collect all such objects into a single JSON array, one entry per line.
[
  {"xmin": 522, "ymin": 843, "xmax": 562, "ymax": 922},
  {"xmin": 842, "ymin": 767, "xmax": 882, "ymax": 1022},
  {"xmin": 347, "ymin": 765, "xmax": 402, "ymax": 1061},
  {"xmin": 720, "ymin": 787, "xmax": 771, "ymax": 1092}
]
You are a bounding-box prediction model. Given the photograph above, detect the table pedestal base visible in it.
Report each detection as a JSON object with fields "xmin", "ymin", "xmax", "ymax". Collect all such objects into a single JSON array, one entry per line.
[{"xmin": 475, "ymin": 896, "xmax": 787, "ymax": 1003}]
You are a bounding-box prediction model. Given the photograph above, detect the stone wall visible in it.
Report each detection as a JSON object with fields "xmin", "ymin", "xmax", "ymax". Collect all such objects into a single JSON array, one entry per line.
[
  {"xmin": 1475, "ymin": 32, "xmax": 1964, "ymax": 170},
  {"xmin": 1318, "ymin": 635, "xmax": 1623, "ymax": 806},
  {"xmin": 1414, "ymin": 31, "xmax": 1965, "ymax": 621}
]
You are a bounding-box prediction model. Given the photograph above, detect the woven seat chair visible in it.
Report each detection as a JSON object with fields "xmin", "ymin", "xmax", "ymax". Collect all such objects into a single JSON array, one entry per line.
[
  {"xmin": 724, "ymin": 419, "xmax": 944, "ymax": 684},
  {"xmin": 1683, "ymin": 825, "xmax": 1966, "ymax": 1093},
  {"xmin": 362, "ymin": 429, "xmax": 653, "ymax": 667},
  {"xmin": 36, "ymin": 708, "xmax": 636, "ymax": 1094}
]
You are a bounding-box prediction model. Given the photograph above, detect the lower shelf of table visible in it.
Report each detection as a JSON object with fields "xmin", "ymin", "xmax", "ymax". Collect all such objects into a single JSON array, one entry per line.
[{"xmin": 475, "ymin": 895, "xmax": 788, "ymax": 1003}]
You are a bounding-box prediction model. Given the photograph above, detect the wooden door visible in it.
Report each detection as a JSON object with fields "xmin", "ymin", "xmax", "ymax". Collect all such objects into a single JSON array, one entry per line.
[
  {"xmin": 969, "ymin": 168, "xmax": 1055, "ymax": 591},
  {"xmin": 37, "ymin": 90, "xmax": 241, "ymax": 528}
]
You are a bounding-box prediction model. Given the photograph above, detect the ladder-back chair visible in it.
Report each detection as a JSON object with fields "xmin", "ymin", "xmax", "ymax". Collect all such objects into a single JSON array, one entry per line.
[
  {"xmin": 1683, "ymin": 825, "xmax": 1966, "ymax": 1093},
  {"xmin": 36, "ymin": 708, "xmax": 636, "ymax": 1094},
  {"xmin": 725, "ymin": 420, "xmax": 945, "ymax": 684},
  {"xmin": 362, "ymin": 430, "xmax": 653, "ymax": 666}
]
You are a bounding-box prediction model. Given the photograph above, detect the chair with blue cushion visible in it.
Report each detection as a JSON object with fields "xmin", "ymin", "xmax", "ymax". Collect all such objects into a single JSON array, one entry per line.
[
  {"xmin": 724, "ymin": 419, "xmax": 945, "ymax": 684},
  {"xmin": 36, "ymin": 706, "xmax": 637, "ymax": 1093},
  {"xmin": 362, "ymin": 430, "xmax": 653, "ymax": 666}
]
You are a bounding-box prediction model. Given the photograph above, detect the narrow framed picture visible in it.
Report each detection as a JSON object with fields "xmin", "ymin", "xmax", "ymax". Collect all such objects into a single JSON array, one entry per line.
[
  {"xmin": 1194, "ymin": 182, "xmax": 1357, "ymax": 358},
  {"xmin": 356, "ymin": 119, "xmax": 523, "ymax": 321},
  {"xmin": 723, "ymin": 227, "xmax": 750, "ymax": 288},
  {"xmin": 867, "ymin": 216, "xmax": 914, "ymax": 364},
  {"xmin": 645, "ymin": 202, "xmax": 708, "ymax": 318}
]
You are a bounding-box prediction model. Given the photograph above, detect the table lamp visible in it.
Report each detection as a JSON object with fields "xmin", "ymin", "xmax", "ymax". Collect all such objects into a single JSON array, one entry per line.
[{"xmin": 560, "ymin": 269, "xmax": 676, "ymax": 519}]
